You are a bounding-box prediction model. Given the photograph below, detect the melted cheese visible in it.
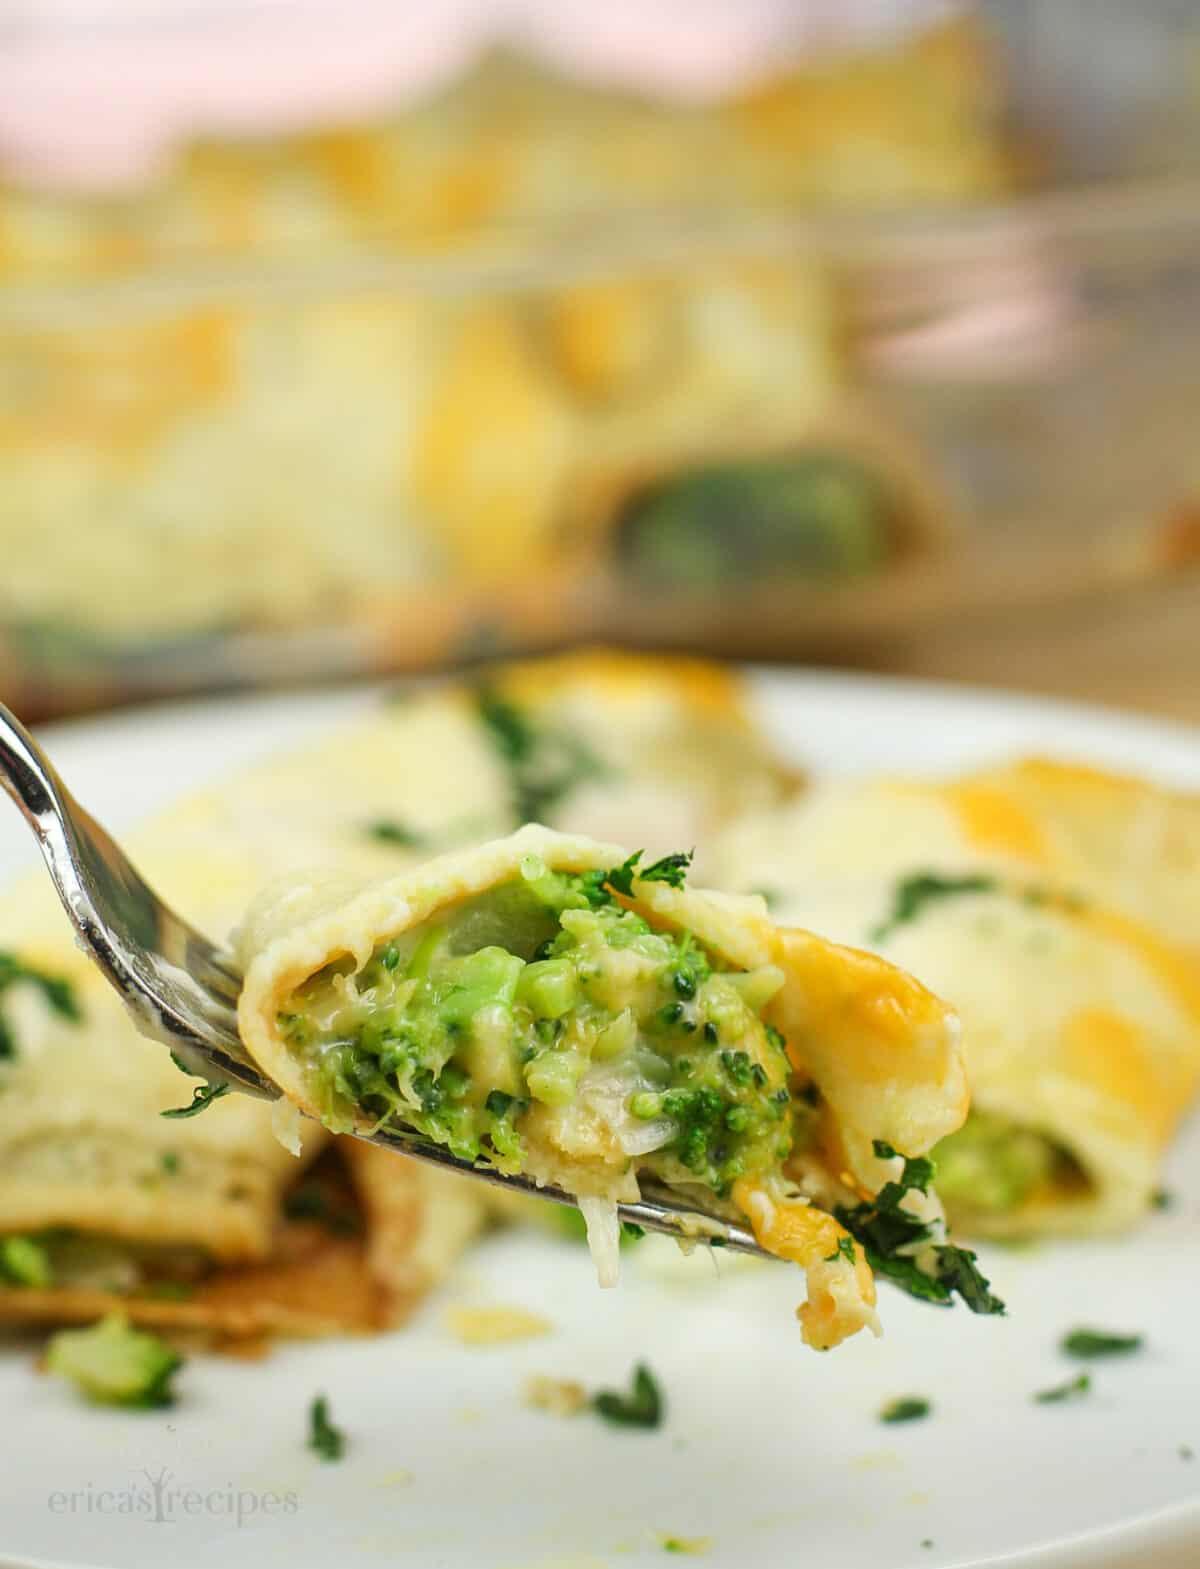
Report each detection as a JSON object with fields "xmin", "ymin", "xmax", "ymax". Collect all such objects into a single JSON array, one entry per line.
[
  {"xmin": 734, "ymin": 1176, "xmax": 879, "ymax": 1350},
  {"xmin": 939, "ymin": 782, "xmax": 1048, "ymax": 864},
  {"xmin": 711, "ymin": 758, "xmax": 1200, "ymax": 1237}
]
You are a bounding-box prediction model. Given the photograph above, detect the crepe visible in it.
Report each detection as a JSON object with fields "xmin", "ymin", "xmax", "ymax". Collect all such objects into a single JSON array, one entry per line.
[
  {"xmin": 711, "ymin": 759, "xmax": 1200, "ymax": 1236},
  {"xmin": 236, "ymin": 825, "xmax": 982, "ymax": 1351},
  {"xmin": 0, "ymin": 18, "xmax": 1002, "ymax": 676},
  {"xmin": 208, "ymin": 648, "xmax": 801, "ymax": 879},
  {"xmin": 0, "ymin": 650, "xmax": 792, "ymax": 1337}
]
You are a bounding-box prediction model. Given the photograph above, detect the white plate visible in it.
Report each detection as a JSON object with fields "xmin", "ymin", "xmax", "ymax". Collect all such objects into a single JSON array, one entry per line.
[{"xmin": 1, "ymin": 670, "xmax": 1198, "ymax": 1569}]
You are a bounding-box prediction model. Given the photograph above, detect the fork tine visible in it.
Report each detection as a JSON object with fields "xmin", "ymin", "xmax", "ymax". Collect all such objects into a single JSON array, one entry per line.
[{"xmin": 361, "ymin": 1123, "xmax": 769, "ymax": 1259}]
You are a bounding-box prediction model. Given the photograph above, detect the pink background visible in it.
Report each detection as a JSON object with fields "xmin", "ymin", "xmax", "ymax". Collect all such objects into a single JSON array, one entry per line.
[{"xmin": 0, "ymin": 0, "xmax": 954, "ymax": 189}]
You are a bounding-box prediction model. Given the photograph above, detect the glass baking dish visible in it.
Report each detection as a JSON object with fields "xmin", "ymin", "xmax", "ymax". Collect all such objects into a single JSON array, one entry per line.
[{"xmin": 1, "ymin": 3, "xmax": 1198, "ymax": 717}]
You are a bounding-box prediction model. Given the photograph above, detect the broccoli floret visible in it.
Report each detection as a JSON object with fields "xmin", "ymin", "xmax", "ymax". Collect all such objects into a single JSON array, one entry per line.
[
  {"xmin": 45, "ymin": 1314, "xmax": 183, "ymax": 1408},
  {"xmin": 0, "ymin": 1235, "xmax": 52, "ymax": 1288}
]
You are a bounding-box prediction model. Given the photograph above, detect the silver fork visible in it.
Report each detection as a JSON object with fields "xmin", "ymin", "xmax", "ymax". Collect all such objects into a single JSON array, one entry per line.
[{"xmin": 0, "ymin": 703, "xmax": 768, "ymax": 1260}]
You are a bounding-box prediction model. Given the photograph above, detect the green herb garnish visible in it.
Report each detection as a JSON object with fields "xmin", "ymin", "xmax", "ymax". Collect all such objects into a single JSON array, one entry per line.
[
  {"xmin": 0, "ymin": 951, "xmax": 81, "ymax": 1059},
  {"xmin": 593, "ymin": 1363, "xmax": 664, "ymax": 1429},
  {"xmin": 604, "ymin": 849, "xmax": 694, "ymax": 900},
  {"xmin": 871, "ymin": 873, "xmax": 998, "ymax": 944},
  {"xmin": 1035, "ymin": 1373, "xmax": 1091, "ymax": 1404},
  {"xmin": 1061, "ymin": 1328, "xmax": 1143, "ymax": 1359},
  {"xmin": 161, "ymin": 1082, "xmax": 231, "ymax": 1119},
  {"xmin": 308, "ymin": 1395, "xmax": 346, "ymax": 1461},
  {"xmin": 476, "ymin": 689, "xmax": 606, "ymax": 827},
  {"xmin": 364, "ymin": 819, "xmax": 428, "ymax": 849},
  {"xmin": 880, "ymin": 1396, "xmax": 931, "ymax": 1424},
  {"xmin": 824, "ymin": 1236, "xmax": 857, "ymax": 1266},
  {"xmin": 640, "ymin": 851, "xmax": 694, "ymax": 889},
  {"xmin": 835, "ymin": 1139, "xmax": 1005, "ymax": 1315}
]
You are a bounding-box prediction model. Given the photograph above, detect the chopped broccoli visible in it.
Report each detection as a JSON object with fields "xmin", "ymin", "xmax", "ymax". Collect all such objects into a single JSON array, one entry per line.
[
  {"xmin": 46, "ymin": 1314, "xmax": 183, "ymax": 1408},
  {"xmin": 0, "ymin": 1235, "xmax": 52, "ymax": 1288}
]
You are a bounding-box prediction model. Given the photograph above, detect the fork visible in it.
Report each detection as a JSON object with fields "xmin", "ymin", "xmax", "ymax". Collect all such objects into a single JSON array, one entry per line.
[{"xmin": 0, "ymin": 703, "xmax": 768, "ymax": 1260}]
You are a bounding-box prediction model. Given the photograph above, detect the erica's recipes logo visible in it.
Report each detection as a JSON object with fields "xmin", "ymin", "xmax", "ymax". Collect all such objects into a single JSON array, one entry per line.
[{"xmin": 47, "ymin": 1469, "xmax": 299, "ymax": 1526}]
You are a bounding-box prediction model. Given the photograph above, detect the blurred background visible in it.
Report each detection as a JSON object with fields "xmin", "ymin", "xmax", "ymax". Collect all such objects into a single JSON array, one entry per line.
[{"xmin": 1, "ymin": 0, "xmax": 1198, "ymax": 722}]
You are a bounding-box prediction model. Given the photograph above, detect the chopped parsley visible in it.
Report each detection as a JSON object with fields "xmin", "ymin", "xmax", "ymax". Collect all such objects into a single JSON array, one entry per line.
[
  {"xmin": 161, "ymin": 1081, "xmax": 231, "ymax": 1120},
  {"xmin": 835, "ymin": 1139, "xmax": 1005, "ymax": 1315},
  {"xmin": 549, "ymin": 850, "xmax": 694, "ymax": 915},
  {"xmin": 1151, "ymin": 1189, "xmax": 1173, "ymax": 1211},
  {"xmin": 1061, "ymin": 1328, "xmax": 1143, "ymax": 1359},
  {"xmin": 871, "ymin": 873, "xmax": 998, "ymax": 944},
  {"xmin": 160, "ymin": 1152, "xmax": 180, "ymax": 1176},
  {"xmin": 476, "ymin": 688, "xmax": 607, "ymax": 827},
  {"xmin": 639, "ymin": 851, "xmax": 694, "ymax": 889},
  {"xmin": 308, "ymin": 1395, "xmax": 346, "ymax": 1461},
  {"xmin": 0, "ymin": 951, "xmax": 81, "ymax": 1059},
  {"xmin": 824, "ymin": 1236, "xmax": 857, "ymax": 1266},
  {"xmin": 880, "ymin": 1396, "xmax": 931, "ymax": 1424},
  {"xmin": 603, "ymin": 849, "xmax": 694, "ymax": 899},
  {"xmin": 364, "ymin": 819, "xmax": 428, "ymax": 849},
  {"xmin": 593, "ymin": 1363, "xmax": 664, "ymax": 1430},
  {"xmin": 1034, "ymin": 1373, "xmax": 1091, "ymax": 1404}
]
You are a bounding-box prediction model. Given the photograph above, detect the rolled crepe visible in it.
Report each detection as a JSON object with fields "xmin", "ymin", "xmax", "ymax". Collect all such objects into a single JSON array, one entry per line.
[
  {"xmin": 0, "ymin": 839, "xmax": 442, "ymax": 1340},
  {"xmin": 0, "ymin": 650, "xmax": 791, "ymax": 1338},
  {"xmin": 237, "ymin": 826, "xmax": 972, "ymax": 1350},
  {"xmin": 711, "ymin": 760, "xmax": 1200, "ymax": 1237}
]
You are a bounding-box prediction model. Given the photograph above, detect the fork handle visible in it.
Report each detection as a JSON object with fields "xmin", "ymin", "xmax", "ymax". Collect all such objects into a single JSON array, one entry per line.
[{"xmin": 0, "ymin": 702, "xmax": 67, "ymax": 840}]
